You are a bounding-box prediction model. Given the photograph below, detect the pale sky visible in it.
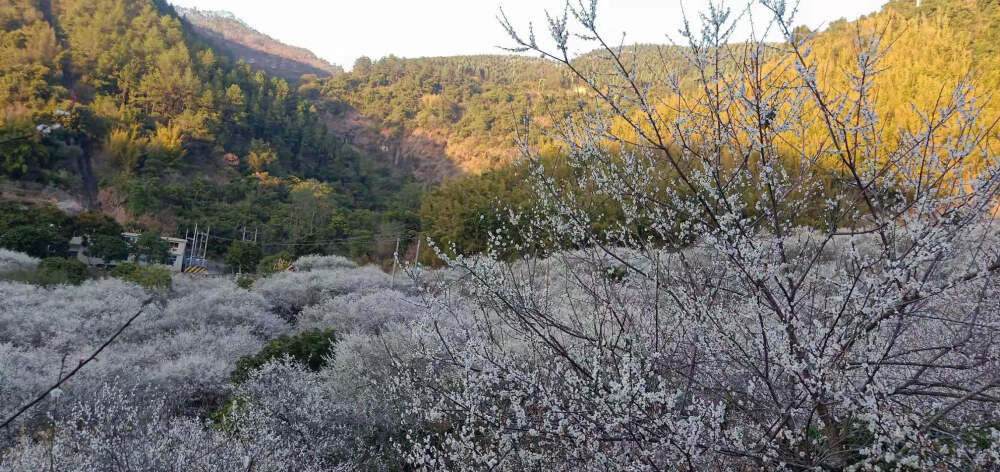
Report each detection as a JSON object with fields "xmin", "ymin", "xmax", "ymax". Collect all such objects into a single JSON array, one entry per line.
[{"xmin": 167, "ymin": 0, "xmax": 890, "ymax": 71}]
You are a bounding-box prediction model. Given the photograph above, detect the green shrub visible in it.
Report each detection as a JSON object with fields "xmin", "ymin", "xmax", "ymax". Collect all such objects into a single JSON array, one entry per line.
[
  {"xmin": 34, "ymin": 257, "xmax": 89, "ymax": 286},
  {"xmin": 110, "ymin": 262, "xmax": 172, "ymax": 290},
  {"xmin": 230, "ymin": 329, "xmax": 337, "ymax": 384},
  {"xmin": 133, "ymin": 232, "xmax": 171, "ymax": 264},
  {"xmin": 87, "ymin": 234, "xmax": 129, "ymax": 263},
  {"xmin": 257, "ymin": 251, "xmax": 295, "ymax": 277},
  {"xmin": 225, "ymin": 241, "xmax": 262, "ymax": 273},
  {"xmin": 0, "ymin": 225, "xmax": 69, "ymax": 258},
  {"xmin": 236, "ymin": 276, "xmax": 255, "ymax": 289}
]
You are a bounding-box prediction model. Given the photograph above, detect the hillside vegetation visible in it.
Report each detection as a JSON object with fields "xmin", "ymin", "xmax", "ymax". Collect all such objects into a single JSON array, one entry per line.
[
  {"xmin": 1, "ymin": 0, "xmax": 999, "ymax": 470},
  {"xmin": 308, "ymin": 55, "xmax": 585, "ymax": 182},
  {"xmin": 0, "ymin": 0, "xmax": 418, "ymax": 262},
  {"xmin": 414, "ymin": 0, "xmax": 1000, "ymax": 256},
  {"xmin": 310, "ymin": 0, "xmax": 999, "ymax": 179}
]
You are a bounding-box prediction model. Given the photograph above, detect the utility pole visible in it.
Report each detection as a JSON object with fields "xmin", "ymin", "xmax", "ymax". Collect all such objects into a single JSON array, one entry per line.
[
  {"xmin": 191, "ymin": 223, "xmax": 199, "ymax": 269},
  {"xmin": 413, "ymin": 236, "xmax": 422, "ymax": 285},
  {"xmin": 414, "ymin": 236, "xmax": 421, "ymax": 265},
  {"xmin": 391, "ymin": 237, "xmax": 400, "ymax": 289},
  {"xmin": 204, "ymin": 226, "xmax": 210, "ymax": 261}
]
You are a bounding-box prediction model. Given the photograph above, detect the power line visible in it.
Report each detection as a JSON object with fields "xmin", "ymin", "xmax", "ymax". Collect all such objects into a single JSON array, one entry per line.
[{"xmin": 203, "ymin": 231, "xmax": 419, "ymax": 247}]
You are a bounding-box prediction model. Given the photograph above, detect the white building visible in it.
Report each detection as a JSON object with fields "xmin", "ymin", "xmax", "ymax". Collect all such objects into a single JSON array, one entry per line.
[{"xmin": 67, "ymin": 236, "xmax": 89, "ymax": 264}]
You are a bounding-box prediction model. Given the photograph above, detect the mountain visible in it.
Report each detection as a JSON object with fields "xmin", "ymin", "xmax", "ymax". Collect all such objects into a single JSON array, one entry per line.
[
  {"xmin": 403, "ymin": 0, "xmax": 1000, "ymax": 254},
  {"xmin": 304, "ymin": 0, "xmax": 1000, "ymax": 186},
  {"xmin": 305, "ymin": 54, "xmax": 586, "ymax": 184},
  {"xmin": 3, "ymin": 0, "xmax": 998, "ymax": 260},
  {"xmin": 176, "ymin": 7, "xmax": 343, "ymax": 82},
  {"xmin": 0, "ymin": 0, "xmax": 418, "ymax": 262}
]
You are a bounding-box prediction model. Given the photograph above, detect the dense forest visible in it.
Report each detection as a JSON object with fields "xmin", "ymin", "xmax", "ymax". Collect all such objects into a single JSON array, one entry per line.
[
  {"xmin": 310, "ymin": 55, "xmax": 581, "ymax": 180},
  {"xmin": 6, "ymin": 0, "xmax": 997, "ymax": 263},
  {"xmin": 0, "ymin": 0, "xmax": 419, "ymax": 264}
]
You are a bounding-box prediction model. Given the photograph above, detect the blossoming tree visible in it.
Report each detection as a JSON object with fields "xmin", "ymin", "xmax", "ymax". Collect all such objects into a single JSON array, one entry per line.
[{"xmin": 398, "ymin": 1, "xmax": 1000, "ymax": 470}]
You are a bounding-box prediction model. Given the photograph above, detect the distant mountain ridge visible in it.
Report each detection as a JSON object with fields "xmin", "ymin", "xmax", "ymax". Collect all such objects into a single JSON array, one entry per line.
[
  {"xmin": 176, "ymin": 6, "xmax": 343, "ymax": 81},
  {"xmin": 302, "ymin": 0, "xmax": 1000, "ymax": 184}
]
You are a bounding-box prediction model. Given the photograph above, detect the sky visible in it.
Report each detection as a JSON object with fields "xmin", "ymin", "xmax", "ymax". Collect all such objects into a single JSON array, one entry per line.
[{"xmin": 167, "ymin": 0, "xmax": 890, "ymax": 71}]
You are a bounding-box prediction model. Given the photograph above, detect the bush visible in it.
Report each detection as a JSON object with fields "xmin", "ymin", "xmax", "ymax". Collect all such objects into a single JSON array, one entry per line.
[
  {"xmin": 34, "ymin": 257, "xmax": 89, "ymax": 285},
  {"xmin": 132, "ymin": 232, "xmax": 170, "ymax": 265},
  {"xmin": 297, "ymin": 289, "xmax": 418, "ymax": 335},
  {"xmin": 225, "ymin": 241, "xmax": 261, "ymax": 273},
  {"xmin": 87, "ymin": 234, "xmax": 129, "ymax": 263},
  {"xmin": 0, "ymin": 248, "xmax": 39, "ymax": 275},
  {"xmin": 0, "ymin": 275, "xmax": 285, "ymax": 439},
  {"xmin": 0, "ymin": 225, "xmax": 68, "ymax": 258},
  {"xmin": 252, "ymin": 265, "xmax": 394, "ymax": 320},
  {"xmin": 230, "ymin": 329, "xmax": 336, "ymax": 384},
  {"xmin": 257, "ymin": 251, "xmax": 294, "ymax": 276},
  {"xmin": 289, "ymin": 254, "xmax": 356, "ymax": 272},
  {"xmin": 110, "ymin": 262, "xmax": 171, "ymax": 290},
  {"xmin": 236, "ymin": 276, "xmax": 255, "ymax": 289}
]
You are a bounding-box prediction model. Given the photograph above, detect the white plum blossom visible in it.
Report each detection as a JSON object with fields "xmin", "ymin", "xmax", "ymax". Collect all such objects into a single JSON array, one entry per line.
[
  {"xmin": 0, "ymin": 249, "xmax": 38, "ymax": 275},
  {"xmin": 253, "ymin": 265, "xmax": 398, "ymax": 320},
  {"xmin": 291, "ymin": 254, "xmax": 359, "ymax": 272},
  {"xmin": 388, "ymin": 1, "xmax": 1000, "ymax": 470}
]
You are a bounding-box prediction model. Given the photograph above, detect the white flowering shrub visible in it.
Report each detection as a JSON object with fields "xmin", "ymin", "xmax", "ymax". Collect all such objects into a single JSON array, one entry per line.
[
  {"xmin": 0, "ymin": 278, "xmax": 289, "ymax": 443},
  {"xmin": 327, "ymin": 319, "xmax": 439, "ymax": 428},
  {"xmin": 0, "ymin": 255, "xmax": 407, "ymax": 466},
  {"xmin": 0, "ymin": 249, "xmax": 38, "ymax": 275},
  {"xmin": 0, "ymin": 279, "xmax": 146, "ymax": 444},
  {"xmin": 222, "ymin": 361, "xmax": 378, "ymax": 468},
  {"xmin": 253, "ymin": 266, "xmax": 396, "ymax": 320},
  {"xmin": 170, "ymin": 272, "xmax": 239, "ymax": 297},
  {"xmin": 0, "ymin": 343, "xmax": 52, "ymax": 426},
  {"xmin": 296, "ymin": 289, "xmax": 421, "ymax": 334},
  {"xmin": 143, "ymin": 283, "xmax": 285, "ymax": 339},
  {"xmin": 0, "ymin": 384, "xmax": 335, "ymax": 472},
  {"xmin": 292, "ymin": 254, "xmax": 358, "ymax": 272},
  {"xmin": 388, "ymin": 2, "xmax": 1000, "ymax": 471},
  {"xmin": 0, "ymin": 278, "xmax": 147, "ymax": 350}
]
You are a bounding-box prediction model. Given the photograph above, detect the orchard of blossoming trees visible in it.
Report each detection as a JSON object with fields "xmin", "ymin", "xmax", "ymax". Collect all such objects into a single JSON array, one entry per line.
[{"xmin": 2, "ymin": 1, "xmax": 1000, "ymax": 471}]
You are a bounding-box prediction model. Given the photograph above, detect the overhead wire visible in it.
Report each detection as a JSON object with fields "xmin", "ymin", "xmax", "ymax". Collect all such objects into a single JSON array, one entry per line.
[{"xmin": 199, "ymin": 231, "xmax": 419, "ymax": 247}]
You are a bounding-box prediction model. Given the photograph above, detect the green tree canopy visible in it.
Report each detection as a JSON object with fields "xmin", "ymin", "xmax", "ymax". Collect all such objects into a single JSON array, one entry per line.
[
  {"xmin": 133, "ymin": 232, "xmax": 171, "ymax": 265},
  {"xmin": 0, "ymin": 225, "xmax": 69, "ymax": 258},
  {"xmin": 225, "ymin": 240, "xmax": 261, "ymax": 272},
  {"xmin": 88, "ymin": 234, "xmax": 129, "ymax": 262},
  {"xmin": 34, "ymin": 257, "xmax": 89, "ymax": 285}
]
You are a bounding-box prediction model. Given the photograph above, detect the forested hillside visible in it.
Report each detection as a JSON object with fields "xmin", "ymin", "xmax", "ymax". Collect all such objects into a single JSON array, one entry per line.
[
  {"xmin": 2, "ymin": 0, "xmax": 998, "ymax": 261},
  {"xmin": 307, "ymin": 55, "xmax": 585, "ymax": 182},
  {"xmin": 414, "ymin": 0, "xmax": 1000, "ymax": 256},
  {"xmin": 0, "ymin": 0, "xmax": 418, "ymax": 262},
  {"xmin": 308, "ymin": 0, "xmax": 999, "ymax": 181},
  {"xmin": 177, "ymin": 7, "xmax": 344, "ymax": 82}
]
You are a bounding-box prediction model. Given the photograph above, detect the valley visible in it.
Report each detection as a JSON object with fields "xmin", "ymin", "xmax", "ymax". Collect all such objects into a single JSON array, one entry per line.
[{"xmin": 1, "ymin": 0, "xmax": 1000, "ymax": 469}]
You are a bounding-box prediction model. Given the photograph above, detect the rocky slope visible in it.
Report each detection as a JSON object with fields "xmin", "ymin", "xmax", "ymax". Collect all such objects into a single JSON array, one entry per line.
[{"xmin": 177, "ymin": 7, "xmax": 343, "ymax": 81}]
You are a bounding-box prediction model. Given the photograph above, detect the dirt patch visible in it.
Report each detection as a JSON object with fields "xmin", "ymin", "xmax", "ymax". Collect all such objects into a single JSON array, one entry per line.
[
  {"xmin": 324, "ymin": 108, "xmax": 465, "ymax": 184},
  {"xmin": 0, "ymin": 179, "xmax": 85, "ymax": 214}
]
